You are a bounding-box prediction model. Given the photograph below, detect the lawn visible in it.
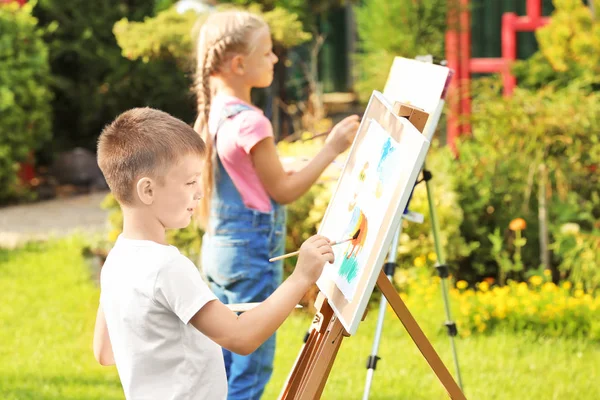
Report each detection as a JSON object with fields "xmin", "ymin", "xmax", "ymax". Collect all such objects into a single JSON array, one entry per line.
[{"xmin": 1, "ymin": 237, "xmax": 598, "ymax": 399}]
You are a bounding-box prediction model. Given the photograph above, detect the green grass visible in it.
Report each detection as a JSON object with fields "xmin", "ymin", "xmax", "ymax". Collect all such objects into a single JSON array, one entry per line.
[
  {"xmin": 0, "ymin": 238, "xmax": 121, "ymax": 399},
  {"xmin": 1, "ymin": 238, "xmax": 599, "ymax": 399}
]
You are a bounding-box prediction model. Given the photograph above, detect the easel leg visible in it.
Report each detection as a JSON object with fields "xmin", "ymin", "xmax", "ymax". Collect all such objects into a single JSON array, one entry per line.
[
  {"xmin": 362, "ymin": 226, "xmax": 402, "ymax": 400},
  {"xmin": 376, "ymin": 270, "xmax": 467, "ymax": 400},
  {"xmin": 280, "ymin": 296, "xmax": 348, "ymax": 400},
  {"xmin": 424, "ymin": 163, "xmax": 463, "ymax": 388}
]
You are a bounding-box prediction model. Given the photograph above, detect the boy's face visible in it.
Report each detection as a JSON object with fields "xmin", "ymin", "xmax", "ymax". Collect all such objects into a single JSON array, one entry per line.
[{"xmin": 150, "ymin": 153, "xmax": 204, "ymax": 230}]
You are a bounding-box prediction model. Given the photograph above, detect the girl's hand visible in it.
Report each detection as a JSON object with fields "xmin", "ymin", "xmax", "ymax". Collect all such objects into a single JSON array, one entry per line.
[{"xmin": 325, "ymin": 115, "xmax": 360, "ymax": 155}]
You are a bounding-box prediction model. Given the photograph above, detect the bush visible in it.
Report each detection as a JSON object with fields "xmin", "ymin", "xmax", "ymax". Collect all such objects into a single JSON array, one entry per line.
[
  {"xmin": 353, "ymin": 0, "xmax": 448, "ymax": 102},
  {"xmin": 0, "ymin": 2, "xmax": 52, "ymax": 203},
  {"xmin": 32, "ymin": 0, "xmax": 196, "ymax": 158},
  {"xmin": 552, "ymin": 224, "xmax": 600, "ymax": 293},
  {"xmin": 513, "ymin": 0, "xmax": 600, "ymax": 90},
  {"xmin": 113, "ymin": 3, "xmax": 311, "ymax": 69},
  {"xmin": 452, "ymin": 79, "xmax": 600, "ymax": 283}
]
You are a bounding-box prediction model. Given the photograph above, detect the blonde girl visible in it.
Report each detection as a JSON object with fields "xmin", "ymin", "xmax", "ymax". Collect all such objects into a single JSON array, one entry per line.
[{"xmin": 194, "ymin": 10, "xmax": 359, "ymax": 400}]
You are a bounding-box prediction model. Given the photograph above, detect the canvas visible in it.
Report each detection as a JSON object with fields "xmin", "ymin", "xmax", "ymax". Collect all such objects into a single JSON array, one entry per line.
[
  {"xmin": 316, "ymin": 91, "xmax": 430, "ymax": 335},
  {"xmin": 383, "ymin": 57, "xmax": 450, "ymax": 115}
]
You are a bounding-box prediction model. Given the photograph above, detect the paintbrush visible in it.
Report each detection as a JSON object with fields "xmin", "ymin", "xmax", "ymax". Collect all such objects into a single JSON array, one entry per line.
[{"xmin": 268, "ymin": 229, "xmax": 360, "ymax": 263}]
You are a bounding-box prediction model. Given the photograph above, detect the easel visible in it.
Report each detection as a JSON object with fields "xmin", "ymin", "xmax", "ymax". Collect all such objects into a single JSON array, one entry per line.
[
  {"xmin": 279, "ymin": 94, "xmax": 467, "ymax": 400},
  {"xmin": 363, "ymin": 57, "xmax": 463, "ymax": 399}
]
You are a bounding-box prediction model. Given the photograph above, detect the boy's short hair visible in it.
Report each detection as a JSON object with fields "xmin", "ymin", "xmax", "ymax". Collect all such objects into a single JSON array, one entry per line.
[{"xmin": 98, "ymin": 107, "xmax": 205, "ymax": 205}]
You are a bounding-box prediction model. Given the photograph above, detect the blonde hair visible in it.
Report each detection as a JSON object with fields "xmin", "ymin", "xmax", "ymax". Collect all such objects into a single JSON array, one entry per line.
[
  {"xmin": 193, "ymin": 10, "xmax": 268, "ymax": 228},
  {"xmin": 98, "ymin": 107, "xmax": 206, "ymax": 205}
]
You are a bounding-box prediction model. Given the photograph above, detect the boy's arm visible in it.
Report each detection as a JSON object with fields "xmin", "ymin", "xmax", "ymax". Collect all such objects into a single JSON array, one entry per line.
[
  {"xmin": 93, "ymin": 305, "xmax": 115, "ymax": 366},
  {"xmin": 190, "ymin": 235, "xmax": 333, "ymax": 355},
  {"xmin": 190, "ymin": 273, "xmax": 311, "ymax": 355}
]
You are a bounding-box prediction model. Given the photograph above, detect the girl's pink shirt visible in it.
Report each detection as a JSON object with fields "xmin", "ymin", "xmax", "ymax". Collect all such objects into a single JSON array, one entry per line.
[{"xmin": 208, "ymin": 94, "xmax": 274, "ymax": 212}]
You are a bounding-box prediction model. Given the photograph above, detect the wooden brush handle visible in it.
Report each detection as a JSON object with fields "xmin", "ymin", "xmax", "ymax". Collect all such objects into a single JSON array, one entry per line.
[{"xmin": 268, "ymin": 237, "xmax": 352, "ymax": 263}]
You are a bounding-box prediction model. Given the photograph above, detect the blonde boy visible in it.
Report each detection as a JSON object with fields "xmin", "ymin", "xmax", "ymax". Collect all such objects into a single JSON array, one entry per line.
[{"xmin": 93, "ymin": 107, "xmax": 333, "ymax": 399}]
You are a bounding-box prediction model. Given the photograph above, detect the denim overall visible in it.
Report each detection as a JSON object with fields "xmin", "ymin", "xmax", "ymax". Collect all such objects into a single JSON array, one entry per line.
[{"xmin": 201, "ymin": 104, "xmax": 286, "ymax": 400}]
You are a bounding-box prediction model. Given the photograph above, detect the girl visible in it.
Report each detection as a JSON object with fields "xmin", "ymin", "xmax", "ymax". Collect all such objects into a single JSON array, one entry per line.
[{"xmin": 193, "ymin": 10, "xmax": 359, "ymax": 400}]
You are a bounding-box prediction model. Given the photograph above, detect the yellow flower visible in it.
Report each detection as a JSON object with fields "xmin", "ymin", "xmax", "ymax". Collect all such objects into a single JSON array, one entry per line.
[
  {"xmin": 561, "ymin": 281, "xmax": 572, "ymax": 290},
  {"xmin": 529, "ymin": 276, "xmax": 543, "ymax": 286},
  {"xmin": 542, "ymin": 282, "xmax": 556, "ymax": 292},
  {"xmin": 428, "ymin": 252, "xmax": 437, "ymax": 261},
  {"xmin": 456, "ymin": 280, "xmax": 468, "ymax": 290},
  {"xmin": 518, "ymin": 282, "xmax": 529, "ymax": 294},
  {"xmin": 413, "ymin": 255, "xmax": 426, "ymax": 267},
  {"xmin": 574, "ymin": 289, "xmax": 584, "ymax": 298},
  {"xmin": 478, "ymin": 281, "xmax": 490, "ymax": 292},
  {"xmin": 543, "ymin": 269, "xmax": 552, "ymax": 277}
]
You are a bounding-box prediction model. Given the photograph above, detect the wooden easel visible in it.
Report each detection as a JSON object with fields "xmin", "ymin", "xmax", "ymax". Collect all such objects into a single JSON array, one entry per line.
[
  {"xmin": 279, "ymin": 271, "xmax": 466, "ymax": 400},
  {"xmin": 279, "ymin": 100, "xmax": 467, "ymax": 400}
]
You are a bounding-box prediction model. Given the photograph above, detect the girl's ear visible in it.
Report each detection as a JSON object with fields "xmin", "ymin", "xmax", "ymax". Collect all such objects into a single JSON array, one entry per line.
[
  {"xmin": 136, "ymin": 177, "xmax": 154, "ymax": 205},
  {"xmin": 230, "ymin": 54, "xmax": 245, "ymax": 75}
]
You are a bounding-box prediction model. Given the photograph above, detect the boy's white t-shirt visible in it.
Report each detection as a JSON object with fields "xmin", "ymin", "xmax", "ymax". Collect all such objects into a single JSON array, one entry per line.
[{"xmin": 100, "ymin": 235, "xmax": 227, "ymax": 400}]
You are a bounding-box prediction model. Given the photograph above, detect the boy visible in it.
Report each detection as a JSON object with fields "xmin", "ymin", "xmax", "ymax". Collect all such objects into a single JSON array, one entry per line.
[{"xmin": 93, "ymin": 107, "xmax": 334, "ymax": 399}]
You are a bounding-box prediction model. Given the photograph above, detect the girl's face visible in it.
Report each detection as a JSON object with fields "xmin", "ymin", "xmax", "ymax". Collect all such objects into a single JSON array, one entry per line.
[{"xmin": 240, "ymin": 26, "xmax": 278, "ymax": 88}]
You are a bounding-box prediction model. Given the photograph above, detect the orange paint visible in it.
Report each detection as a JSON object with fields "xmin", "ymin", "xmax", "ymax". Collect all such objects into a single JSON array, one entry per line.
[{"xmin": 346, "ymin": 209, "xmax": 368, "ymax": 259}]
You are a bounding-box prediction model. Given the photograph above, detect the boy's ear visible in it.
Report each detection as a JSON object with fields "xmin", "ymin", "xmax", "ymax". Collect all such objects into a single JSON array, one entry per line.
[
  {"xmin": 230, "ymin": 54, "xmax": 245, "ymax": 75},
  {"xmin": 136, "ymin": 177, "xmax": 154, "ymax": 205}
]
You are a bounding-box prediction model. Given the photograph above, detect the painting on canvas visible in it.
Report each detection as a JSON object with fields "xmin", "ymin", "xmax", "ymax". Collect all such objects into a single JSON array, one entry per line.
[{"xmin": 316, "ymin": 91, "xmax": 430, "ymax": 335}]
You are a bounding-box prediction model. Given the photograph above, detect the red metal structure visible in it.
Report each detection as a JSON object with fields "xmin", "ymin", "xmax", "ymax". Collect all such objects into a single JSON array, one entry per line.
[{"xmin": 445, "ymin": 0, "xmax": 551, "ymax": 151}]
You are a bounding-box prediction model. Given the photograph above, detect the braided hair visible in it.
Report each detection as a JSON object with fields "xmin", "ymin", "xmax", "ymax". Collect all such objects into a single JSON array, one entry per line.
[{"xmin": 193, "ymin": 11, "xmax": 268, "ymax": 228}]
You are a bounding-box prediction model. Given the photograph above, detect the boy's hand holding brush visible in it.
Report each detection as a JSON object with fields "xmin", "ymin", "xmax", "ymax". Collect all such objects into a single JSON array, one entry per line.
[{"xmin": 269, "ymin": 229, "xmax": 361, "ymax": 263}]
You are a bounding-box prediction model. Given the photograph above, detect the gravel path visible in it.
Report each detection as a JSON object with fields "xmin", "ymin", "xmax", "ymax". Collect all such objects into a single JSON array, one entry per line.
[{"xmin": 0, "ymin": 191, "xmax": 110, "ymax": 247}]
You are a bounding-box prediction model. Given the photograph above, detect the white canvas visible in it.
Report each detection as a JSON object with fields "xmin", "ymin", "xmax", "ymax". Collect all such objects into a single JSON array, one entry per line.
[{"xmin": 383, "ymin": 57, "xmax": 450, "ymax": 114}]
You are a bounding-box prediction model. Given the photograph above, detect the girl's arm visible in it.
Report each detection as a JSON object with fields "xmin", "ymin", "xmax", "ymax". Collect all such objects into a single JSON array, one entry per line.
[{"xmin": 251, "ymin": 115, "xmax": 359, "ymax": 204}]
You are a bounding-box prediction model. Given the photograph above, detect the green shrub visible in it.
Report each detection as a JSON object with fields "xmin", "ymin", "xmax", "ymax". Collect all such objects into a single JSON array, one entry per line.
[
  {"xmin": 353, "ymin": 0, "xmax": 448, "ymax": 102},
  {"xmin": 32, "ymin": 0, "xmax": 196, "ymax": 157},
  {"xmin": 113, "ymin": 3, "xmax": 311, "ymax": 69},
  {"xmin": 0, "ymin": 2, "xmax": 52, "ymax": 203},
  {"xmin": 452, "ymin": 78, "xmax": 600, "ymax": 282},
  {"xmin": 552, "ymin": 223, "xmax": 600, "ymax": 293},
  {"xmin": 513, "ymin": 0, "xmax": 600, "ymax": 90}
]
